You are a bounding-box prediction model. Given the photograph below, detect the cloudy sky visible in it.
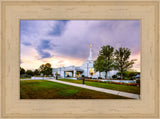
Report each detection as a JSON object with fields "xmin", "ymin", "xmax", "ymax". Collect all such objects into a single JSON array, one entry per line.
[{"xmin": 20, "ymin": 20, "xmax": 140, "ymax": 71}]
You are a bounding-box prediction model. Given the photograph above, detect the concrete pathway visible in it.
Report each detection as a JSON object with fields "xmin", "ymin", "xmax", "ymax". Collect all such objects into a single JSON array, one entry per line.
[
  {"xmin": 20, "ymin": 79, "xmax": 140, "ymax": 99},
  {"xmin": 47, "ymin": 79, "xmax": 140, "ymax": 99}
]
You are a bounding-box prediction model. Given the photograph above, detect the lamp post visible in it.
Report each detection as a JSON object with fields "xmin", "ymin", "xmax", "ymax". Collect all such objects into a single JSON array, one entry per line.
[
  {"xmin": 55, "ymin": 72, "xmax": 58, "ymax": 80},
  {"xmin": 82, "ymin": 75, "xmax": 85, "ymax": 84}
]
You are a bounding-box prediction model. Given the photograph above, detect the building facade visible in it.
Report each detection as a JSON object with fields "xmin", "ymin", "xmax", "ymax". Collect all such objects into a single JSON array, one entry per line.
[{"xmin": 52, "ymin": 44, "xmax": 117, "ymax": 79}]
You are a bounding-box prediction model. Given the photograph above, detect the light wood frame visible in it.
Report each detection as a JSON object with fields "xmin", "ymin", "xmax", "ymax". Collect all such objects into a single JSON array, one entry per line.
[{"xmin": 0, "ymin": 0, "xmax": 159, "ymax": 118}]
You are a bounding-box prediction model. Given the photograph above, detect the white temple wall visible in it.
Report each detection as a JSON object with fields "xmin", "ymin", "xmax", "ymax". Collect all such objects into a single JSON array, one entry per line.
[
  {"xmin": 52, "ymin": 44, "xmax": 118, "ymax": 79},
  {"xmin": 53, "ymin": 68, "xmax": 117, "ymax": 79}
]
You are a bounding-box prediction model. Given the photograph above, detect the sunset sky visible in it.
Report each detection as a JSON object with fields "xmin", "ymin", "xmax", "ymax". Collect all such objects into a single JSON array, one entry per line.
[{"xmin": 20, "ymin": 20, "xmax": 140, "ymax": 71}]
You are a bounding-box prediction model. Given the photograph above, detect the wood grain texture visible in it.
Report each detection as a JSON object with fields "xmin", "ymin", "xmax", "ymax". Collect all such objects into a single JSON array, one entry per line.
[{"xmin": 0, "ymin": 0, "xmax": 159, "ymax": 118}]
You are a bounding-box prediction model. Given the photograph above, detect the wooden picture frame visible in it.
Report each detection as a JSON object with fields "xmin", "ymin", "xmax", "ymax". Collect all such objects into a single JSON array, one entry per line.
[{"xmin": 0, "ymin": 0, "xmax": 159, "ymax": 118}]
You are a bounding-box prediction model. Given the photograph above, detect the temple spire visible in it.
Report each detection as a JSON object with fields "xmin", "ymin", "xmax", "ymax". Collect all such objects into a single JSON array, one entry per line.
[{"xmin": 88, "ymin": 44, "xmax": 93, "ymax": 61}]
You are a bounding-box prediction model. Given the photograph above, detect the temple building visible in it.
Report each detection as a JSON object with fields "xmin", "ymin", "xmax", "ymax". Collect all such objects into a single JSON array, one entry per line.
[{"xmin": 52, "ymin": 44, "xmax": 117, "ymax": 79}]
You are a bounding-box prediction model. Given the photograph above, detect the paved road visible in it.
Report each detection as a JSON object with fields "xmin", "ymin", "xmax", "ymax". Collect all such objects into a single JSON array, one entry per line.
[{"xmin": 20, "ymin": 79, "xmax": 140, "ymax": 99}]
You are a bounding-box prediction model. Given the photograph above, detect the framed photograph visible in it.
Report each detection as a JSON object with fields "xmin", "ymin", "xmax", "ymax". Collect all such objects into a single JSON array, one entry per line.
[{"xmin": 0, "ymin": 0, "xmax": 159, "ymax": 118}]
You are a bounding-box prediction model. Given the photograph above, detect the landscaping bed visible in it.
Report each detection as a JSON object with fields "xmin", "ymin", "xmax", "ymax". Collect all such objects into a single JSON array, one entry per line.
[{"xmin": 78, "ymin": 79, "xmax": 140, "ymax": 87}]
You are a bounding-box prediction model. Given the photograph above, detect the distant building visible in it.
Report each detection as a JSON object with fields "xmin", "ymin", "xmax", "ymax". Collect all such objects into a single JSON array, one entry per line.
[{"xmin": 52, "ymin": 44, "xmax": 117, "ymax": 79}]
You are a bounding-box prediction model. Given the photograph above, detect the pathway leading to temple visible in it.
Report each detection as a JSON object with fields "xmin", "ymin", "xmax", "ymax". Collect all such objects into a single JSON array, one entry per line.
[{"xmin": 47, "ymin": 79, "xmax": 140, "ymax": 99}]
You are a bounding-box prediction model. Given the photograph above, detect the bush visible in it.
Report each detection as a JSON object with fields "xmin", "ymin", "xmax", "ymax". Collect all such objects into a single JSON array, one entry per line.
[
  {"xmin": 124, "ymin": 77, "xmax": 130, "ymax": 80},
  {"xmin": 106, "ymin": 81, "xmax": 138, "ymax": 86},
  {"xmin": 98, "ymin": 77, "xmax": 102, "ymax": 79},
  {"xmin": 24, "ymin": 74, "xmax": 31, "ymax": 78},
  {"xmin": 84, "ymin": 76, "xmax": 88, "ymax": 79},
  {"xmin": 116, "ymin": 71, "xmax": 139, "ymax": 80},
  {"xmin": 112, "ymin": 75, "xmax": 117, "ymax": 79},
  {"xmin": 136, "ymin": 79, "xmax": 140, "ymax": 84},
  {"xmin": 78, "ymin": 77, "xmax": 83, "ymax": 80}
]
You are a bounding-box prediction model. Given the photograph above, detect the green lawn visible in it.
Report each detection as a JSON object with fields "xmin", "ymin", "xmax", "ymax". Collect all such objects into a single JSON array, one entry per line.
[
  {"xmin": 20, "ymin": 80, "xmax": 129, "ymax": 99},
  {"xmin": 59, "ymin": 79, "xmax": 140, "ymax": 94},
  {"xmin": 20, "ymin": 77, "xmax": 30, "ymax": 79}
]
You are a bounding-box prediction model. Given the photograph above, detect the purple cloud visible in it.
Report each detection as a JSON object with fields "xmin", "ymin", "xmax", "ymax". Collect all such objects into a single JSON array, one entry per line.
[
  {"xmin": 20, "ymin": 20, "xmax": 140, "ymax": 69},
  {"xmin": 36, "ymin": 39, "xmax": 58, "ymax": 59},
  {"xmin": 22, "ymin": 42, "xmax": 32, "ymax": 46},
  {"xmin": 48, "ymin": 20, "xmax": 69, "ymax": 36}
]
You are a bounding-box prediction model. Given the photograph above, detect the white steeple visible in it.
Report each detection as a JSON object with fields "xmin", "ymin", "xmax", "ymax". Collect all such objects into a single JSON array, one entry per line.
[{"xmin": 88, "ymin": 44, "xmax": 93, "ymax": 61}]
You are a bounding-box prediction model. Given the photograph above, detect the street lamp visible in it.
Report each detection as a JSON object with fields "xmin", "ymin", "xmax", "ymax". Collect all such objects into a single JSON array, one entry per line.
[{"xmin": 82, "ymin": 75, "xmax": 85, "ymax": 84}]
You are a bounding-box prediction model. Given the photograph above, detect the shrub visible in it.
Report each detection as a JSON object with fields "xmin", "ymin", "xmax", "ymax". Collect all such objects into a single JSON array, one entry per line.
[
  {"xmin": 24, "ymin": 74, "xmax": 31, "ymax": 78},
  {"xmin": 136, "ymin": 79, "xmax": 140, "ymax": 84},
  {"xmin": 112, "ymin": 75, "xmax": 117, "ymax": 79},
  {"xmin": 98, "ymin": 77, "xmax": 102, "ymax": 79},
  {"xmin": 124, "ymin": 77, "xmax": 129, "ymax": 80},
  {"xmin": 116, "ymin": 71, "xmax": 138, "ymax": 80}
]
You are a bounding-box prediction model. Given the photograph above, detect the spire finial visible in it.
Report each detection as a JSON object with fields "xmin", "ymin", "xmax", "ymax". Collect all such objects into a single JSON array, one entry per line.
[{"xmin": 90, "ymin": 44, "xmax": 92, "ymax": 48}]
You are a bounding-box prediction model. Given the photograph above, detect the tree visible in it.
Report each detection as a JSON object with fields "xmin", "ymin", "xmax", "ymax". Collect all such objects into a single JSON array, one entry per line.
[
  {"xmin": 114, "ymin": 47, "xmax": 136, "ymax": 79},
  {"xmin": 20, "ymin": 67, "xmax": 25, "ymax": 75},
  {"xmin": 26, "ymin": 70, "xmax": 34, "ymax": 76},
  {"xmin": 94, "ymin": 56, "xmax": 104, "ymax": 78},
  {"xmin": 94, "ymin": 45, "xmax": 114, "ymax": 79},
  {"xmin": 34, "ymin": 69, "xmax": 40, "ymax": 76},
  {"xmin": 112, "ymin": 75, "xmax": 117, "ymax": 79},
  {"xmin": 39, "ymin": 63, "xmax": 52, "ymax": 76}
]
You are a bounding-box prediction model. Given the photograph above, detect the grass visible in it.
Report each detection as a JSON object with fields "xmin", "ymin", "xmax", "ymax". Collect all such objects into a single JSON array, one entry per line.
[
  {"xmin": 59, "ymin": 79, "xmax": 140, "ymax": 94},
  {"xmin": 20, "ymin": 77, "xmax": 31, "ymax": 79},
  {"xmin": 20, "ymin": 80, "xmax": 129, "ymax": 99}
]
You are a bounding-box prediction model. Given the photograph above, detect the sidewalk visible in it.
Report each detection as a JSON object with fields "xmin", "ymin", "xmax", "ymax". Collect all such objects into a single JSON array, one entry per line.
[{"xmin": 47, "ymin": 79, "xmax": 140, "ymax": 99}]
